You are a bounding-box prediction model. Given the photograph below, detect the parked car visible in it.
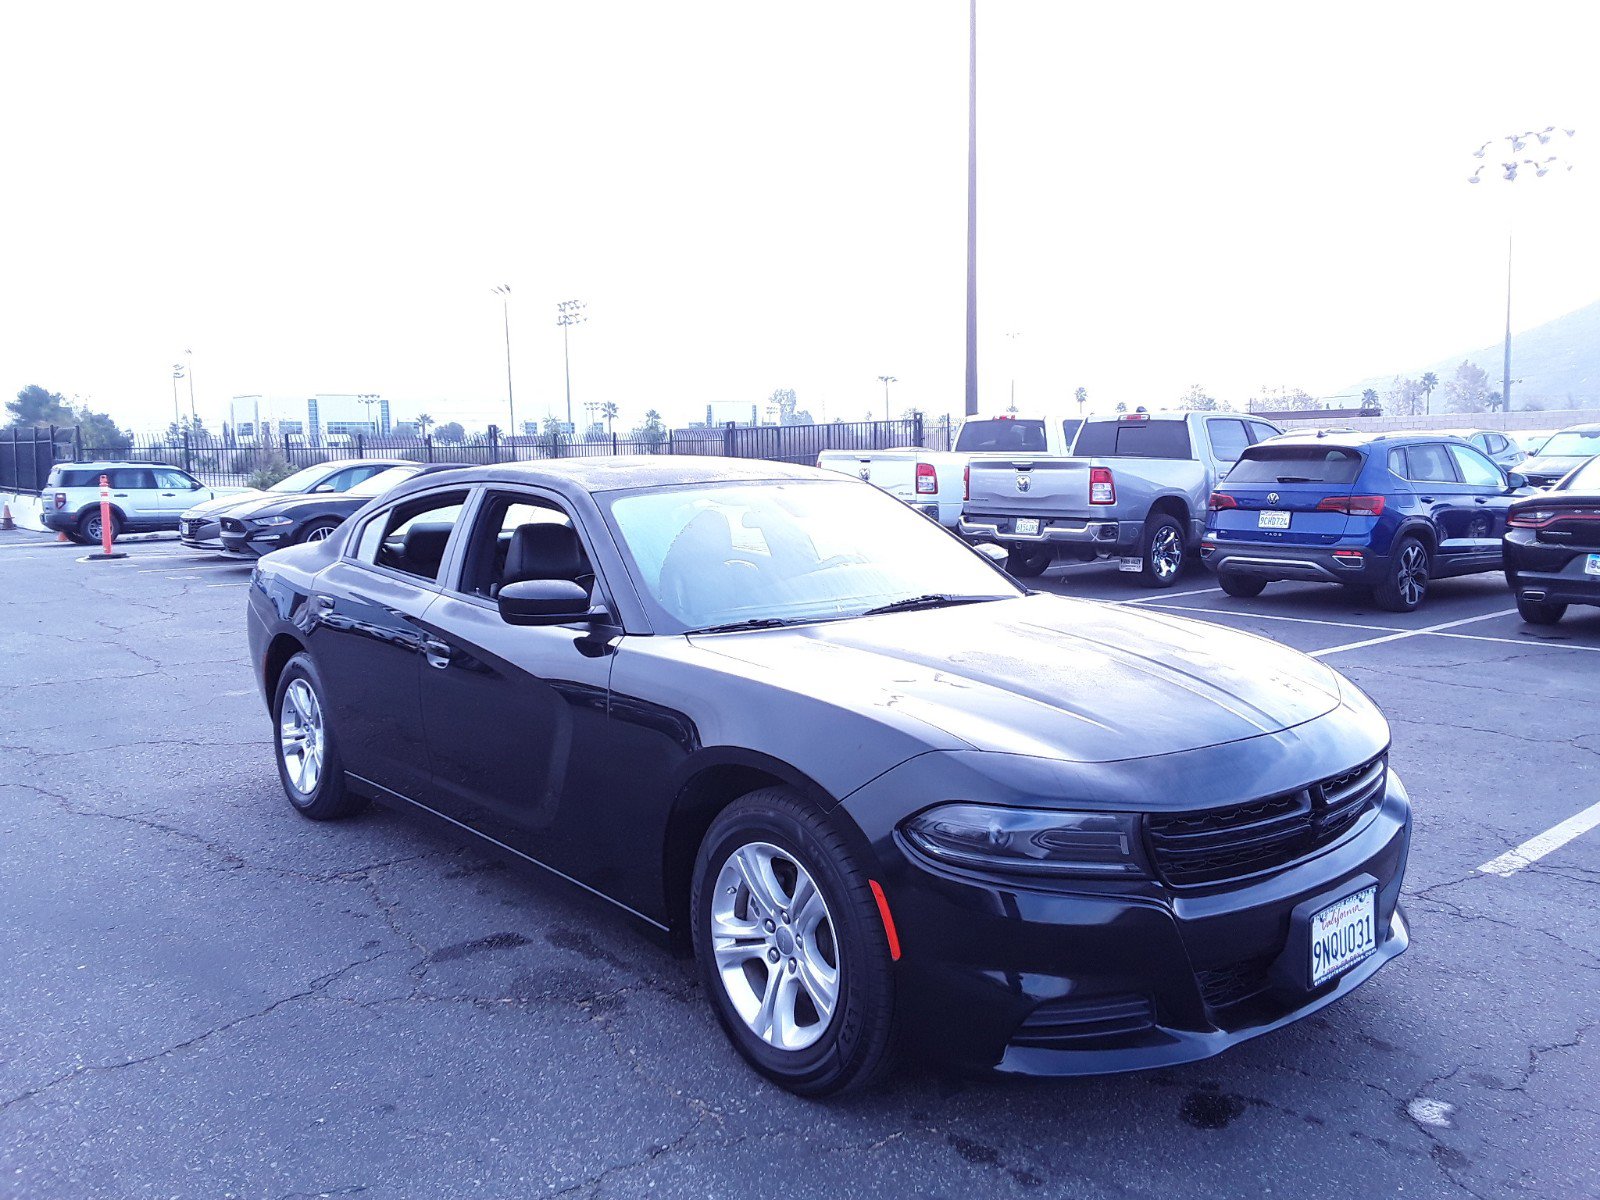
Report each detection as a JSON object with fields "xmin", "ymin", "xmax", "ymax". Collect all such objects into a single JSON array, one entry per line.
[
  {"xmin": 219, "ymin": 464, "xmax": 426, "ymax": 556},
  {"xmin": 1516, "ymin": 423, "xmax": 1600, "ymax": 487},
  {"xmin": 41, "ymin": 460, "xmax": 230, "ymax": 544},
  {"xmin": 1203, "ymin": 432, "xmax": 1529, "ymax": 611},
  {"xmin": 815, "ymin": 413, "xmax": 1084, "ymax": 528},
  {"xmin": 1506, "ymin": 429, "xmax": 1556, "ymax": 458},
  {"xmin": 247, "ymin": 456, "xmax": 1409, "ymax": 1095},
  {"xmin": 1415, "ymin": 428, "xmax": 1525, "ymax": 470},
  {"xmin": 960, "ymin": 411, "xmax": 1283, "ymax": 582},
  {"xmin": 1502, "ymin": 454, "xmax": 1600, "ymax": 624},
  {"xmin": 180, "ymin": 458, "xmax": 413, "ymax": 550}
]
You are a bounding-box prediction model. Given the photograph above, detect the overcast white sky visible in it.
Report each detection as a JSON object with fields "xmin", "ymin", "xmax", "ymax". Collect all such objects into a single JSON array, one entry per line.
[{"xmin": 3, "ymin": 1, "xmax": 1597, "ymax": 434}]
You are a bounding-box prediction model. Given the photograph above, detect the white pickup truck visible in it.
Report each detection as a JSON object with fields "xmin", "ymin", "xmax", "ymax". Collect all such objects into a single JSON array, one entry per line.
[{"xmin": 816, "ymin": 414, "xmax": 1084, "ymax": 528}]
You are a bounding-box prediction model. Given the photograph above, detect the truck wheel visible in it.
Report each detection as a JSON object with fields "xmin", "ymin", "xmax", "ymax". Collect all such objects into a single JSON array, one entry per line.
[
  {"xmin": 1006, "ymin": 547, "xmax": 1053, "ymax": 578},
  {"xmin": 1139, "ymin": 515, "xmax": 1185, "ymax": 588}
]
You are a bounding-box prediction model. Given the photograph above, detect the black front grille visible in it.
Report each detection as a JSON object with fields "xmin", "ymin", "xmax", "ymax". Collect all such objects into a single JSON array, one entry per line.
[
  {"xmin": 1197, "ymin": 955, "xmax": 1276, "ymax": 1008},
  {"xmin": 1147, "ymin": 756, "xmax": 1386, "ymax": 886},
  {"xmin": 1011, "ymin": 994, "xmax": 1155, "ymax": 1047}
]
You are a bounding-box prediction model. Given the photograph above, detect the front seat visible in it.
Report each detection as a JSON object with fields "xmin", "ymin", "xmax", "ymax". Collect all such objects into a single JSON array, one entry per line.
[
  {"xmin": 496, "ymin": 522, "xmax": 594, "ymax": 598},
  {"xmin": 398, "ymin": 521, "xmax": 454, "ymax": 580}
]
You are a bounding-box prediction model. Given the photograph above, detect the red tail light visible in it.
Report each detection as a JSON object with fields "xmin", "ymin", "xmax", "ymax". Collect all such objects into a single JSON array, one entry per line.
[
  {"xmin": 963, "ymin": 464, "xmax": 971, "ymax": 501},
  {"xmin": 1089, "ymin": 467, "xmax": 1115, "ymax": 505},
  {"xmin": 1508, "ymin": 507, "xmax": 1585, "ymax": 529},
  {"xmin": 1317, "ymin": 495, "xmax": 1386, "ymax": 516},
  {"xmin": 916, "ymin": 462, "xmax": 938, "ymax": 495},
  {"xmin": 54, "ymin": 492, "xmax": 67, "ymax": 510},
  {"xmin": 1208, "ymin": 491, "xmax": 1237, "ymax": 510}
]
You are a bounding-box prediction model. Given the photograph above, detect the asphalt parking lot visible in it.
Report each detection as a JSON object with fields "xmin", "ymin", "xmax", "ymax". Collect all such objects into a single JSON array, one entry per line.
[{"xmin": 1, "ymin": 530, "xmax": 1596, "ymax": 1200}]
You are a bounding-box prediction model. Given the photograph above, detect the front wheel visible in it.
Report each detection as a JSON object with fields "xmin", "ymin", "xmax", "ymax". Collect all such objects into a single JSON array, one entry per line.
[
  {"xmin": 1373, "ymin": 537, "xmax": 1431, "ymax": 612},
  {"xmin": 295, "ymin": 519, "xmax": 341, "ymax": 545},
  {"xmin": 1516, "ymin": 594, "xmax": 1567, "ymax": 625},
  {"xmin": 1139, "ymin": 514, "xmax": 1186, "ymax": 588},
  {"xmin": 1006, "ymin": 546, "xmax": 1053, "ymax": 578},
  {"xmin": 691, "ymin": 788, "xmax": 896, "ymax": 1096}
]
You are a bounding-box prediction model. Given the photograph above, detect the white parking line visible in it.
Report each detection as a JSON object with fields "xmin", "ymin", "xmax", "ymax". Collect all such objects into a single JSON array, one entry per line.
[
  {"xmin": 1121, "ymin": 586, "xmax": 1222, "ymax": 605},
  {"xmin": 1135, "ymin": 602, "xmax": 1396, "ymax": 634},
  {"xmin": 1310, "ymin": 610, "xmax": 1519, "ymax": 657},
  {"xmin": 1479, "ymin": 800, "xmax": 1600, "ymax": 877}
]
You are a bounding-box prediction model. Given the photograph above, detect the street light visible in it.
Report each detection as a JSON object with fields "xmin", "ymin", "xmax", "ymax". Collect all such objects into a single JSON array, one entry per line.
[
  {"xmin": 170, "ymin": 363, "xmax": 185, "ymax": 429},
  {"xmin": 557, "ymin": 299, "xmax": 587, "ymax": 433},
  {"xmin": 1005, "ymin": 330, "xmax": 1022, "ymax": 411},
  {"xmin": 185, "ymin": 348, "xmax": 197, "ymax": 424},
  {"xmin": 878, "ymin": 375, "xmax": 898, "ymax": 420},
  {"xmin": 963, "ymin": 0, "xmax": 978, "ymax": 417},
  {"xmin": 1466, "ymin": 128, "xmax": 1576, "ymax": 412},
  {"xmin": 492, "ymin": 284, "xmax": 515, "ymax": 436},
  {"xmin": 357, "ymin": 393, "xmax": 382, "ymax": 435}
]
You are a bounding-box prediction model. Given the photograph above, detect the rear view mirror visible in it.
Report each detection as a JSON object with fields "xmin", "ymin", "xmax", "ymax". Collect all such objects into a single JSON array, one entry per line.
[
  {"xmin": 498, "ymin": 578, "xmax": 594, "ymax": 626},
  {"xmin": 975, "ymin": 542, "xmax": 1009, "ymax": 568}
]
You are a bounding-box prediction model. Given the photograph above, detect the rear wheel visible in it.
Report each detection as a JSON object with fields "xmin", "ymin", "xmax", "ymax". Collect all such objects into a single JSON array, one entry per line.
[
  {"xmin": 1218, "ymin": 573, "xmax": 1266, "ymax": 598},
  {"xmin": 1516, "ymin": 595, "xmax": 1567, "ymax": 625},
  {"xmin": 77, "ymin": 509, "xmax": 120, "ymax": 545},
  {"xmin": 691, "ymin": 788, "xmax": 896, "ymax": 1096},
  {"xmin": 273, "ymin": 653, "xmax": 367, "ymax": 820},
  {"xmin": 1006, "ymin": 546, "xmax": 1053, "ymax": 578},
  {"xmin": 1373, "ymin": 537, "xmax": 1431, "ymax": 612},
  {"xmin": 1139, "ymin": 514, "xmax": 1186, "ymax": 588}
]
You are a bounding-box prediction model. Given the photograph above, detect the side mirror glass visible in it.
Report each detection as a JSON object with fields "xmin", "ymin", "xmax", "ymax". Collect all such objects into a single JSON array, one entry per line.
[
  {"xmin": 1505, "ymin": 471, "xmax": 1527, "ymax": 491},
  {"xmin": 975, "ymin": 542, "xmax": 1009, "ymax": 568},
  {"xmin": 312, "ymin": 482, "xmax": 336, "ymax": 493},
  {"xmin": 497, "ymin": 578, "xmax": 594, "ymax": 626}
]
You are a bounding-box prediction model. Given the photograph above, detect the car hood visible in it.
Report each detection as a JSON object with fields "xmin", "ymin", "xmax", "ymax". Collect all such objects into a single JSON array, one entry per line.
[
  {"xmin": 1522, "ymin": 454, "xmax": 1593, "ymax": 478},
  {"xmin": 184, "ymin": 489, "xmax": 267, "ymax": 517},
  {"xmin": 691, "ymin": 593, "xmax": 1344, "ymax": 762},
  {"xmin": 233, "ymin": 491, "xmax": 365, "ymax": 519}
]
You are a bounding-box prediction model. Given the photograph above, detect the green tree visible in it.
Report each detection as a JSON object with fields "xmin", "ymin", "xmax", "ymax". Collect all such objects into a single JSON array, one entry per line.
[
  {"xmin": 434, "ymin": 421, "xmax": 465, "ymax": 443},
  {"xmin": 601, "ymin": 401, "xmax": 619, "ymax": 434},
  {"xmin": 75, "ymin": 407, "xmax": 130, "ymax": 453},
  {"xmin": 1382, "ymin": 376, "xmax": 1424, "ymax": 417},
  {"xmin": 1253, "ymin": 386, "xmax": 1322, "ymax": 413},
  {"xmin": 1420, "ymin": 371, "xmax": 1439, "ymax": 415},
  {"xmin": 1074, "ymin": 386, "xmax": 1088, "ymax": 415},
  {"xmin": 1443, "ymin": 361, "xmax": 1493, "ymax": 413},
  {"xmin": 416, "ymin": 412, "xmax": 435, "ymax": 436},
  {"xmin": 164, "ymin": 414, "xmax": 211, "ymax": 442},
  {"xmin": 1361, "ymin": 388, "xmax": 1380, "ymax": 409},
  {"xmin": 8, "ymin": 385, "xmax": 72, "ymax": 427},
  {"xmin": 631, "ymin": 409, "xmax": 667, "ymax": 448},
  {"xmin": 769, "ymin": 388, "xmax": 814, "ymax": 426},
  {"xmin": 1178, "ymin": 384, "xmax": 1221, "ymax": 411}
]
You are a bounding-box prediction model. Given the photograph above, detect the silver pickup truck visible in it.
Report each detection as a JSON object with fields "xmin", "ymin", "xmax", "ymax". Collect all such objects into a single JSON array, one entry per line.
[{"xmin": 959, "ymin": 411, "xmax": 1283, "ymax": 585}]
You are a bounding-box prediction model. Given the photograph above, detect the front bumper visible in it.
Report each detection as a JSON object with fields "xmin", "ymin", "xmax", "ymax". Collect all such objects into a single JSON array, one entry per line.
[
  {"xmin": 1202, "ymin": 537, "xmax": 1385, "ymax": 585},
  {"xmin": 960, "ymin": 513, "xmax": 1141, "ymax": 555},
  {"xmin": 179, "ymin": 517, "xmax": 225, "ymax": 549},
  {"xmin": 219, "ymin": 530, "xmax": 280, "ymax": 557},
  {"xmin": 856, "ymin": 763, "xmax": 1411, "ymax": 1076}
]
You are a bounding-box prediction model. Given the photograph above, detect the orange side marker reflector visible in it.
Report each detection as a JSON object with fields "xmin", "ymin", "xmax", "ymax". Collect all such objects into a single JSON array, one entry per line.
[{"xmin": 868, "ymin": 879, "xmax": 902, "ymax": 961}]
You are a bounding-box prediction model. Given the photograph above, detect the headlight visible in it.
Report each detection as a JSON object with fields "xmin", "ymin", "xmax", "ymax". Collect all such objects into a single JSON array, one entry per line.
[
  {"xmin": 901, "ymin": 803, "xmax": 1149, "ymax": 878},
  {"xmin": 254, "ymin": 515, "xmax": 294, "ymax": 527}
]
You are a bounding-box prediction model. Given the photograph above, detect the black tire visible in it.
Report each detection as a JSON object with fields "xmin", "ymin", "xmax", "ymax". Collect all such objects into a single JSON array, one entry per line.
[
  {"xmin": 1139, "ymin": 513, "xmax": 1186, "ymax": 588},
  {"xmin": 294, "ymin": 519, "xmax": 341, "ymax": 546},
  {"xmin": 1006, "ymin": 546, "xmax": 1053, "ymax": 578},
  {"xmin": 1218, "ymin": 573, "xmax": 1266, "ymax": 598},
  {"xmin": 691, "ymin": 787, "xmax": 896, "ymax": 1097},
  {"xmin": 1373, "ymin": 536, "xmax": 1431, "ymax": 612},
  {"xmin": 1516, "ymin": 595, "xmax": 1567, "ymax": 625},
  {"xmin": 272, "ymin": 653, "xmax": 367, "ymax": 820},
  {"xmin": 77, "ymin": 509, "xmax": 120, "ymax": 545}
]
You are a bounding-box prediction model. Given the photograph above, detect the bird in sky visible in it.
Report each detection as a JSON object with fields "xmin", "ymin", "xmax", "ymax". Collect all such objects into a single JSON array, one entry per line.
[
  {"xmin": 1468, "ymin": 164, "xmax": 1485, "ymax": 183},
  {"xmin": 1472, "ymin": 141, "xmax": 1491, "ymax": 159},
  {"xmin": 1508, "ymin": 134, "xmax": 1528, "ymax": 152},
  {"xmin": 1535, "ymin": 126, "xmax": 1557, "ymax": 144},
  {"xmin": 1502, "ymin": 161, "xmax": 1519, "ymax": 180}
]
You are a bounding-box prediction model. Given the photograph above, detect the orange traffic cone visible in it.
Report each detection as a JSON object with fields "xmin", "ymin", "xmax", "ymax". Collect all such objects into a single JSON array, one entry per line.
[{"xmin": 0, "ymin": 503, "xmax": 14, "ymax": 531}]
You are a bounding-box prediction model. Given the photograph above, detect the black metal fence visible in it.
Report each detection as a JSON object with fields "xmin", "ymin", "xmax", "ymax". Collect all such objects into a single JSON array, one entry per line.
[{"xmin": 4, "ymin": 414, "xmax": 949, "ymax": 492}]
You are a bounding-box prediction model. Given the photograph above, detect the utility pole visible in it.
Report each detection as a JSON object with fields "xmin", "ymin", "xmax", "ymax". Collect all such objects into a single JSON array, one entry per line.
[
  {"xmin": 170, "ymin": 364, "xmax": 184, "ymax": 428},
  {"xmin": 557, "ymin": 299, "xmax": 587, "ymax": 433},
  {"xmin": 492, "ymin": 285, "xmax": 516, "ymax": 435},
  {"xmin": 878, "ymin": 375, "xmax": 898, "ymax": 420},
  {"xmin": 1502, "ymin": 234, "xmax": 1513, "ymax": 412},
  {"xmin": 185, "ymin": 348, "xmax": 197, "ymax": 422},
  {"xmin": 963, "ymin": 0, "xmax": 979, "ymax": 417}
]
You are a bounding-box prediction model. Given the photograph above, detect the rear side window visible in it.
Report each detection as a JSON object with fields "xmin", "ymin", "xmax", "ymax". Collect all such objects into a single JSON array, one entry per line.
[
  {"xmin": 1206, "ymin": 419, "xmax": 1252, "ymax": 464},
  {"xmin": 107, "ymin": 469, "xmax": 154, "ymax": 489},
  {"xmin": 354, "ymin": 490, "xmax": 469, "ymax": 584},
  {"xmin": 1074, "ymin": 419, "xmax": 1192, "ymax": 459},
  {"xmin": 1226, "ymin": 446, "xmax": 1365, "ymax": 485},
  {"xmin": 954, "ymin": 420, "xmax": 1047, "ymax": 453},
  {"xmin": 1397, "ymin": 443, "xmax": 1457, "ymax": 483},
  {"xmin": 51, "ymin": 469, "xmax": 99, "ymax": 488}
]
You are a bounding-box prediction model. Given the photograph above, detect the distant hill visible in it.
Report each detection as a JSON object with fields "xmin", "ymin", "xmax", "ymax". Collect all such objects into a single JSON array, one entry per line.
[{"xmin": 1347, "ymin": 298, "xmax": 1600, "ymax": 411}]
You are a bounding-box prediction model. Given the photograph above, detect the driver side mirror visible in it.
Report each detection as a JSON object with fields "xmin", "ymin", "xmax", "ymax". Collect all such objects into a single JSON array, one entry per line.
[
  {"xmin": 312, "ymin": 482, "xmax": 337, "ymax": 493},
  {"xmin": 497, "ymin": 578, "xmax": 596, "ymax": 626},
  {"xmin": 975, "ymin": 542, "xmax": 1010, "ymax": 568},
  {"xmin": 1505, "ymin": 471, "xmax": 1527, "ymax": 491}
]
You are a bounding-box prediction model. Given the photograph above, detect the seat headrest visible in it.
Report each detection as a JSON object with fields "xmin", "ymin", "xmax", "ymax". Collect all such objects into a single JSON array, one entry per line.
[
  {"xmin": 401, "ymin": 521, "xmax": 454, "ymax": 576},
  {"xmin": 505, "ymin": 522, "xmax": 586, "ymax": 583}
]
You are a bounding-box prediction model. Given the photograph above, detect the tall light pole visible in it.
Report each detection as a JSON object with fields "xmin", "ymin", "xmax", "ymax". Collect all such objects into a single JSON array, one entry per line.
[
  {"xmin": 556, "ymin": 299, "xmax": 587, "ymax": 433},
  {"xmin": 963, "ymin": 0, "xmax": 979, "ymax": 417},
  {"xmin": 1467, "ymin": 127, "xmax": 1576, "ymax": 412},
  {"xmin": 492, "ymin": 284, "xmax": 516, "ymax": 435},
  {"xmin": 170, "ymin": 363, "xmax": 185, "ymax": 429},
  {"xmin": 878, "ymin": 375, "xmax": 898, "ymax": 420},
  {"xmin": 357, "ymin": 393, "xmax": 382, "ymax": 434},
  {"xmin": 1005, "ymin": 330, "xmax": 1021, "ymax": 410},
  {"xmin": 184, "ymin": 348, "xmax": 197, "ymax": 423}
]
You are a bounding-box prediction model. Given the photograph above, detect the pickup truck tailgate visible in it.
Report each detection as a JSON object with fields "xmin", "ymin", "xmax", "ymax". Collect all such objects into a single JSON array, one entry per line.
[
  {"xmin": 816, "ymin": 451, "xmax": 920, "ymax": 500},
  {"xmin": 964, "ymin": 458, "xmax": 1096, "ymax": 518}
]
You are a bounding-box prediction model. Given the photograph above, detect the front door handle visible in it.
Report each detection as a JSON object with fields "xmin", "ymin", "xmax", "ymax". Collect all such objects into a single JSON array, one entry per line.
[
  {"xmin": 1473, "ymin": 496, "xmax": 1489, "ymax": 504},
  {"xmin": 422, "ymin": 637, "xmax": 452, "ymax": 670},
  {"xmin": 1419, "ymin": 495, "xmax": 1434, "ymax": 503}
]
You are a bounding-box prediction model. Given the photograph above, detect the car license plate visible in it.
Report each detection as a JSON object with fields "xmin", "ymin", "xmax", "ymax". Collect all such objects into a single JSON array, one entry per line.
[
  {"xmin": 1258, "ymin": 509, "xmax": 1291, "ymax": 530},
  {"xmin": 1587, "ymin": 553, "xmax": 1600, "ymax": 576},
  {"xmin": 1309, "ymin": 885, "xmax": 1377, "ymax": 987},
  {"xmin": 1014, "ymin": 518, "xmax": 1040, "ymax": 536},
  {"xmin": 1118, "ymin": 557, "xmax": 1143, "ymax": 572}
]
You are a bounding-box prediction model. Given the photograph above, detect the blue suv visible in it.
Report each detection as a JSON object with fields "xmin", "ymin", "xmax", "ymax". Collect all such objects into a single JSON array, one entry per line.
[{"xmin": 1201, "ymin": 431, "xmax": 1529, "ymax": 611}]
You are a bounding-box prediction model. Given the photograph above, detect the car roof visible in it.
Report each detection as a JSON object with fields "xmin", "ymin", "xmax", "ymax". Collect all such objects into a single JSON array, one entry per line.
[
  {"xmin": 53, "ymin": 460, "xmax": 178, "ymax": 471},
  {"xmin": 1251, "ymin": 429, "xmax": 1478, "ymax": 452},
  {"xmin": 1551, "ymin": 422, "xmax": 1600, "ymax": 434},
  {"xmin": 385, "ymin": 455, "xmax": 829, "ymax": 497}
]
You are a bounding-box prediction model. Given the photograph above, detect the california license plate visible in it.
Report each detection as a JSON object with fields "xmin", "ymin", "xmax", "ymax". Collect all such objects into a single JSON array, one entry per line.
[
  {"xmin": 1586, "ymin": 553, "xmax": 1600, "ymax": 576},
  {"xmin": 1014, "ymin": 518, "xmax": 1040, "ymax": 536},
  {"xmin": 1309, "ymin": 885, "xmax": 1377, "ymax": 986},
  {"xmin": 1258, "ymin": 509, "xmax": 1291, "ymax": 530}
]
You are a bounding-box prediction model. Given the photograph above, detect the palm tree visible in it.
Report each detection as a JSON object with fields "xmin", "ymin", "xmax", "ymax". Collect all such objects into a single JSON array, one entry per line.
[
  {"xmin": 601, "ymin": 401, "xmax": 619, "ymax": 434},
  {"xmin": 1074, "ymin": 386, "xmax": 1088, "ymax": 416},
  {"xmin": 415, "ymin": 412, "xmax": 434, "ymax": 436},
  {"xmin": 1420, "ymin": 372, "xmax": 1438, "ymax": 416}
]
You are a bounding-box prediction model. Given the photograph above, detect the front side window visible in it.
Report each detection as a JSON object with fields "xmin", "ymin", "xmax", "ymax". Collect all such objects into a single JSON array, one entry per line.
[
  {"xmin": 1447, "ymin": 443, "xmax": 1503, "ymax": 488},
  {"xmin": 457, "ymin": 492, "xmax": 592, "ymax": 599},
  {"xmin": 154, "ymin": 469, "xmax": 197, "ymax": 490},
  {"xmin": 354, "ymin": 490, "xmax": 469, "ymax": 583},
  {"xmin": 1402, "ymin": 443, "xmax": 1457, "ymax": 483},
  {"xmin": 606, "ymin": 479, "xmax": 1019, "ymax": 632}
]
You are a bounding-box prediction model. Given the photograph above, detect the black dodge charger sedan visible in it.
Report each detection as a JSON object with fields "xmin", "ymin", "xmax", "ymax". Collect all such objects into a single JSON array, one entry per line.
[
  {"xmin": 1503, "ymin": 453, "xmax": 1600, "ymax": 624},
  {"xmin": 245, "ymin": 457, "xmax": 1410, "ymax": 1095}
]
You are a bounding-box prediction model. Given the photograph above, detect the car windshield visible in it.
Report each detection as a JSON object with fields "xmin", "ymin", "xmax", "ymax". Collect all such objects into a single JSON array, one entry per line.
[
  {"xmin": 267, "ymin": 464, "xmax": 337, "ymax": 493},
  {"xmin": 605, "ymin": 479, "xmax": 1020, "ymax": 632},
  {"xmin": 347, "ymin": 466, "xmax": 420, "ymax": 497},
  {"xmin": 1225, "ymin": 446, "xmax": 1364, "ymax": 484},
  {"xmin": 1537, "ymin": 431, "xmax": 1600, "ymax": 457},
  {"xmin": 1562, "ymin": 457, "xmax": 1600, "ymax": 491}
]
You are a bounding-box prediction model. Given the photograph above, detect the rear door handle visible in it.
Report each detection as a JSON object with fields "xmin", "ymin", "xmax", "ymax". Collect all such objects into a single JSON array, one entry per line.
[{"xmin": 422, "ymin": 637, "xmax": 452, "ymax": 669}]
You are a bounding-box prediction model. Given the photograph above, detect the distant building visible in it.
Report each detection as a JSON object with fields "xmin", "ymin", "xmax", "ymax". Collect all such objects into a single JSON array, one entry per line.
[
  {"xmin": 706, "ymin": 401, "xmax": 760, "ymax": 427},
  {"xmin": 228, "ymin": 394, "xmax": 392, "ymax": 443}
]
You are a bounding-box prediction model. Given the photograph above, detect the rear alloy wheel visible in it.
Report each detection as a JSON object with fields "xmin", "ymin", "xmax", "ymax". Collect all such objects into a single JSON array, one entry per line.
[
  {"xmin": 1218, "ymin": 573, "xmax": 1266, "ymax": 598},
  {"xmin": 1139, "ymin": 514, "xmax": 1186, "ymax": 588},
  {"xmin": 296, "ymin": 519, "xmax": 341, "ymax": 545},
  {"xmin": 1006, "ymin": 546, "xmax": 1053, "ymax": 578},
  {"xmin": 1516, "ymin": 594, "xmax": 1567, "ymax": 625},
  {"xmin": 273, "ymin": 653, "xmax": 367, "ymax": 820},
  {"xmin": 691, "ymin": 788, "xmax": 896, "ymax": 1096},
  {"xmin": 77, "ymin": 509, "xmax": 120, "ymax": 545},
  {"xmin": 1374, "ymin": 536, "xmax": 1431, "ymax": 612}
]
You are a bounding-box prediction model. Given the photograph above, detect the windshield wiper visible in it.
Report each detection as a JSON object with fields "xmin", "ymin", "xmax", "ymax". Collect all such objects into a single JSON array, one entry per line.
[
  {"xmin": 860, "ymin": 594, "xmax": 1001, "ymax": 616},
  {"xmin": 686, "ymin": 617, "xmax": 807, "ymax": 634}
]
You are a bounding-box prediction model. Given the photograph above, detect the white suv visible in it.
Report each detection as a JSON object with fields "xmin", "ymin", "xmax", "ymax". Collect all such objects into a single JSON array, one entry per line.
[{"xmin": 42, "ymin": 461, "xmax": 221, "ymax": 544}]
